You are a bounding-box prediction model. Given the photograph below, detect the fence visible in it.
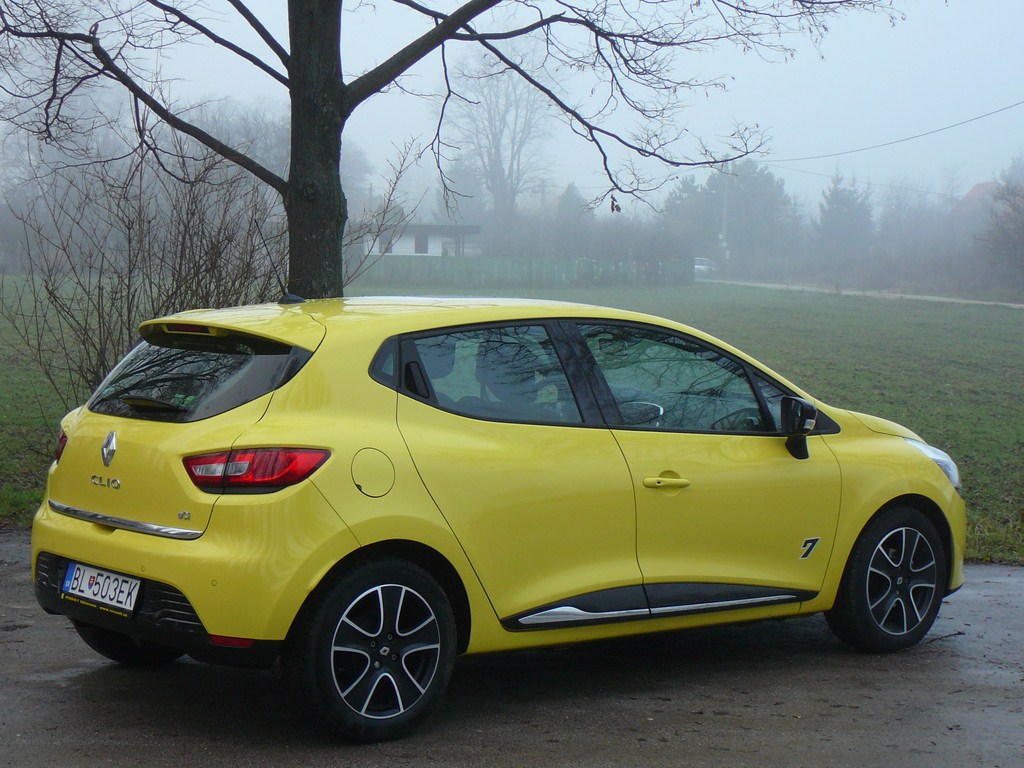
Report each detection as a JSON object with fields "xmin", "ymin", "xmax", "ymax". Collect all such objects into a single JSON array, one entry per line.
[{"xmin": 352, "ymin": 254, "xmax": 694, "ymax": 290}]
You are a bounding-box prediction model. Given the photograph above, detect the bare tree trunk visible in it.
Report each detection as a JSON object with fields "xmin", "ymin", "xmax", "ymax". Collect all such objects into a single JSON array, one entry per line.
[{"xmin": 286, "ymin": 0, "xmax": 345, "ymax": 298}]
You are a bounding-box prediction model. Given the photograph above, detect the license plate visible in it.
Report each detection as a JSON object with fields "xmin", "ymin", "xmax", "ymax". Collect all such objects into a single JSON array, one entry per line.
[{"xmin": 61, "ymin": 562, "xmax": 141, "ymax": 617}]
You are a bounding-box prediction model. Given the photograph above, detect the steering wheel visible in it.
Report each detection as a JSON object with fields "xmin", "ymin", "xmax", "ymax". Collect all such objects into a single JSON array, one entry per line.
[
  {"xmin": 710, "ymin": 406, "xmax": 763, "ymax": 432},
  {"xmin": 619, "ymin": 400, "xmax": 665, "ymax": 427}
]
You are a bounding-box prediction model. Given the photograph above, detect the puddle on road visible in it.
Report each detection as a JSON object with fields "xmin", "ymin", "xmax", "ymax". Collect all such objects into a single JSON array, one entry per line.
[{"xmin": 23, "ymin": 664, "xmax": 106, "ymax": 686}]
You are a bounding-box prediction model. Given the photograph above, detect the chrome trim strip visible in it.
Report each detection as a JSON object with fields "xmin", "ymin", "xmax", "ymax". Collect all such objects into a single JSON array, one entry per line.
[
  {"xmin": 517, "ymin": 606, "xmax": 650, "ymax": 626},
  {"xmin": 49, "ymin": 500, "xmax": 203, "ymax": 540},
  {"xmin": 649, "ymin": 594, "xmax": 798, "ymax": 615}
]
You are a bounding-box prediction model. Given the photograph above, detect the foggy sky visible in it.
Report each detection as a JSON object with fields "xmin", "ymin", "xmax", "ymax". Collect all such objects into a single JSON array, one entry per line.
[{"xmin": 162, "ymin": 0, "xmax": 1024, "ymax": 212}]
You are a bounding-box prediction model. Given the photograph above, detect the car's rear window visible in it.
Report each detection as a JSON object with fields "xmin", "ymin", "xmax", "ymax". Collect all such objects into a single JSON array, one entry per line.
[{"xmin": 88, "ymin": 332, "xmax": 312, "ymax": 423}]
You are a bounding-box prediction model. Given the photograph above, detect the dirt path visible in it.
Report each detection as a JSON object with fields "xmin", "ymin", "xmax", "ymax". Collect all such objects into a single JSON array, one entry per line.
[{"xmin": 706, "ymin": 279, "xmax": 1024, "ymax": 311}]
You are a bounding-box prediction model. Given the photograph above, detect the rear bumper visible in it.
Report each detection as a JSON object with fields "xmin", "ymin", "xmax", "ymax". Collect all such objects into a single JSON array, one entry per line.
[
  {"xmin": 31, "ymin": 482, "xmax": 361, "ymax": 655},
  {"xmin": 35, "ymin": 550, "xmax": 281, "ymax": 667}
]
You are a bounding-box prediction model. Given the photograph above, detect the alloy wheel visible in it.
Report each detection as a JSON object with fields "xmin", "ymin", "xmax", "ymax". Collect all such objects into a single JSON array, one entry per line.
[
  {"xmin": 329, "ymin": 584, "xmax": 442, "ymax": 719},
  {"xmin": 866, "ymin": 526, "xmax": 939, "ymax": 636}
]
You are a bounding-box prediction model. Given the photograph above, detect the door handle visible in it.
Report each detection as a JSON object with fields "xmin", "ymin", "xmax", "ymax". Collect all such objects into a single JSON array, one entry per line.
[{"xmin": 643, "ymin": 477, "xmax": 691, "ymax": 489}]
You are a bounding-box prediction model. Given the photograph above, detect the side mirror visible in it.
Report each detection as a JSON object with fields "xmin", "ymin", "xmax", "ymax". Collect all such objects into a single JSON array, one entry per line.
[{"xmin": 781, "ymin": 396, "xmax": 817, "ymax": 460}]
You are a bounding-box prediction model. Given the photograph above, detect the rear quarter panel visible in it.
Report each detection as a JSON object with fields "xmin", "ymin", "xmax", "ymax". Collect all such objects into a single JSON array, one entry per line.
[{"xmin": 236, "ymin": 332, "xmax": 504, "ymax": 648}]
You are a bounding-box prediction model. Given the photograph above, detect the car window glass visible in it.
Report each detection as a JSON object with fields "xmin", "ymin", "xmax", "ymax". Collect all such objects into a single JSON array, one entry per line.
[
  {"xmin": 579, "ymin": 324, "xmax": 766, "ymax": 432},
  {"xmin": 88, "ymin": 335, "xmax": 309, "ymax": 423},
  {"xmin": 411, "ymin": 325, "xmax": 582, "ymax": 424}
]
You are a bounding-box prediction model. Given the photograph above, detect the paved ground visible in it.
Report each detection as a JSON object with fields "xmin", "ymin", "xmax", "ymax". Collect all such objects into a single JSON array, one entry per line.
[{"xmin": 1, "ymin": 528, "xmax": 1021, "ymax": 767}]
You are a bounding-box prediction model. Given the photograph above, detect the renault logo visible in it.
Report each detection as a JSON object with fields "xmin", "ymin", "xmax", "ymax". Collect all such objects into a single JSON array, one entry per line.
[{"xmin": 101, "ymin": 432, "xmax": 117, "ymax": 467}]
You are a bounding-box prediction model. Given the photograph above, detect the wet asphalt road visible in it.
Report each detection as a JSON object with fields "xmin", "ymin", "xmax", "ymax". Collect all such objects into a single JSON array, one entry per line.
[{"xmin": 2, "ymin": 527, "xmax": 1022, "ymax": 768}]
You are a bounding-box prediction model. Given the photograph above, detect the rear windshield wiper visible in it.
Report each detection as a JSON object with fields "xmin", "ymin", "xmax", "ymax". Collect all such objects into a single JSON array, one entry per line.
[{"xmin": 119, "ymin": 395, "xmax": 188, "ymax": 413}]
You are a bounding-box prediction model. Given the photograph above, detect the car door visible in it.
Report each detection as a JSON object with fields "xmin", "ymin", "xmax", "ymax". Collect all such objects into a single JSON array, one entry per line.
[
  {"xmin": 573, "ymin": 321, "xmax": 842, "ymax": 616},
  {"xmin": 395, "ymin": 322, "xmax": 643, "ymax": 627}
]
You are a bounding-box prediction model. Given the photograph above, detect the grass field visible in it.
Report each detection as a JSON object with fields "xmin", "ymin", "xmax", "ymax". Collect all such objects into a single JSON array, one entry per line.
[{"xmin": 2, "ymin": 282, "xmax": 1021, "ymax": 562}]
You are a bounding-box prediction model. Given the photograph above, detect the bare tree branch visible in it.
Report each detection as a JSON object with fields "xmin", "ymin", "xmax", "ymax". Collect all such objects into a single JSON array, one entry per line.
[
  {"xmin": 478, "ymin": 39, "xmax": 761, "ymax": 196},
  {"xmin": 343, "ymin": 141, "xmax": 421, "ymax": 285},
  {"xmin": 86, "ymin": 24, "xmax": 287, "ymax": 193},
  {"xmin": 144, "ymin": 0, "xmax": 289, "ymax": 87},
  {"xmin": 391, "ymin": 0, "xmax": 566, "ymax": 41},
  {"xmin": 226, "ymin": 0, "xmax": 290, "ymax": 70},
  {"xmin": 342, "ymin": 0, "xmax": 503, "ymax": 116}
]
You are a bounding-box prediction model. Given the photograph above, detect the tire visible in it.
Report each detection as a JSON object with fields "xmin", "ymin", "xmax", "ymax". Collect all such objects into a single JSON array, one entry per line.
[
  {"xmin": 283, "ymin": 558, "xmax": 457, "ymax": 742},
  {"xmin": 72, "ymin": 620, "xmax": 184, "ymax": 666},
  {"xmin": 826, "ymin": 507, "xmax": 947, "ymax": 653}
]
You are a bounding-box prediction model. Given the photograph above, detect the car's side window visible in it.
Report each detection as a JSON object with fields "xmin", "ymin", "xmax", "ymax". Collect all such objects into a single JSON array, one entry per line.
[
  {"xmin": 409, "ymin": 325, "xmax": 582, "ymax": 425},
  {"xmin": 578, "ymin": 324, "xmax": 767, "ymax": 433}
]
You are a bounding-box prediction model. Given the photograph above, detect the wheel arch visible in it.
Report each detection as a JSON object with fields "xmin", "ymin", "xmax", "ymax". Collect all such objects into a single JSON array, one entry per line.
[
  {"xmin": 824, "ymin": 494, "xmax": 953, "ymax": 652},
  {"xmin": 871, "ymin": 494, "xmax": 955, "ymax": 593},
  {"xmin": 294, "ymin": 540, "xmax": 473, "ymax": 654}
]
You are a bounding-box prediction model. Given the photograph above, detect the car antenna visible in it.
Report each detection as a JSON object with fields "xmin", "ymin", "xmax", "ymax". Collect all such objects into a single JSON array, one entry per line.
[
  {"xmin": 275, "ymin": 272, "xmax": 305, "ymax": 305},
  {"xmin": 278, "ymin": 283, "xmax": 306, "ymax": 305},
  {"xmin": 258, "ymin": 220, "xmax": 305, "ymax": 305}
]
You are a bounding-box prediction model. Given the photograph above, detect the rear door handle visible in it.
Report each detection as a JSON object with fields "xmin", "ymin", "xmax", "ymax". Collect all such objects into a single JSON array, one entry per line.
[{"xmin": 642, "ymin": 477, "xmax": 691, "ymax": 489}]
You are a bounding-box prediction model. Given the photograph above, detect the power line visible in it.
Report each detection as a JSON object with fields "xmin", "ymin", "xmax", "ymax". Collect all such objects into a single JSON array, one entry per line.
[
  {"xmin": 544, "ymin": 98, "xmax": 1024, "ymax": 199},
  {"xmin": 771, "ymin": 98, "xmax": 1024, "ymax": 163}
]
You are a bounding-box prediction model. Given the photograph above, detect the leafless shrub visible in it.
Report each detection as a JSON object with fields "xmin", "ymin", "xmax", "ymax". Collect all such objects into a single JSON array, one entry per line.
[
  {"xmin": 0, "ymin": 138, "xmax": 287, "ymax": 410},
  {"xmin": 342, "ymin": 141, "xmax": 421, "ymax": 286}
]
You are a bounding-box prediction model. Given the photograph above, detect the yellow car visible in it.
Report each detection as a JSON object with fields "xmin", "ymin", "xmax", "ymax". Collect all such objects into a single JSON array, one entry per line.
[{"xmin": 32, "ymin": 297, "xmax": 965, "ymax": 741}]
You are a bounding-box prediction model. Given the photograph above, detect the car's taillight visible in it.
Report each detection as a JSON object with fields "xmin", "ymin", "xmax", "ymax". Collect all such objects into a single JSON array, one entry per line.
[
  {"xmin": 55, "ymin": 429, "xmax": 68, "ymax": 462},
  {"xmin": 183, "ymin": 448, "xmax": 330, "ymax": 492}
]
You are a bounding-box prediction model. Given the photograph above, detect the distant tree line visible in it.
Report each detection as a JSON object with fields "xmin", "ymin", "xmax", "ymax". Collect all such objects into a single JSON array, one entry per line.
[
  {"xmin": 406, "ymin": 63, "xmax": 1024, "ymax": 297},
  {"xmin": 422, "ymin": 156, "xmax": 1024, "ymax": 300},
  {"xmin": 2, "ymin": 97, "xmax": 1023, "ymax": 305}
]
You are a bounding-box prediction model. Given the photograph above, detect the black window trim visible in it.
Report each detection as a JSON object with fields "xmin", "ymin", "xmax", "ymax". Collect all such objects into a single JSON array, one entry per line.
[{"xmin": 368, "ymin": 336, "xmax": 400, "ymax": 390}]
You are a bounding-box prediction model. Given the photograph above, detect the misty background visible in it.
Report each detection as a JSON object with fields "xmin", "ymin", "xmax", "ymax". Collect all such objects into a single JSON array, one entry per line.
[{"xmin": 2, "ymin": 0, "xmax": 1023, "ymax": 299}]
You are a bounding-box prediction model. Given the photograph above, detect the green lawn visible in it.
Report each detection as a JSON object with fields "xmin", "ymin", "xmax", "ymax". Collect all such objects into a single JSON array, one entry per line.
[
  {"xmin": 3, "ymin": 282, "xmax": 1021, "ymax": 562},
  {"xmin": 0, "ymin": 344, "xmax": 61, "ymax": 529}
]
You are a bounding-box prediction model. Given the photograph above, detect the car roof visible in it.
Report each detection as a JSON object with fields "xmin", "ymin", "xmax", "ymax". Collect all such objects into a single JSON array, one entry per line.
[
  {"xmin": 140, "ymin": 296, "xmax": 808, "ymax": 399},
  {"xmin": 142, "ymin": 296, "xmax": 667, "ymax": 348}
]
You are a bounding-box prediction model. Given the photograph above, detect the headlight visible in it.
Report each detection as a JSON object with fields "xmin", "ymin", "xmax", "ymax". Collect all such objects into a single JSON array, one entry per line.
[{"xmin": 905, "ymin": 438, "xmax": 961, "ymax": 491}]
